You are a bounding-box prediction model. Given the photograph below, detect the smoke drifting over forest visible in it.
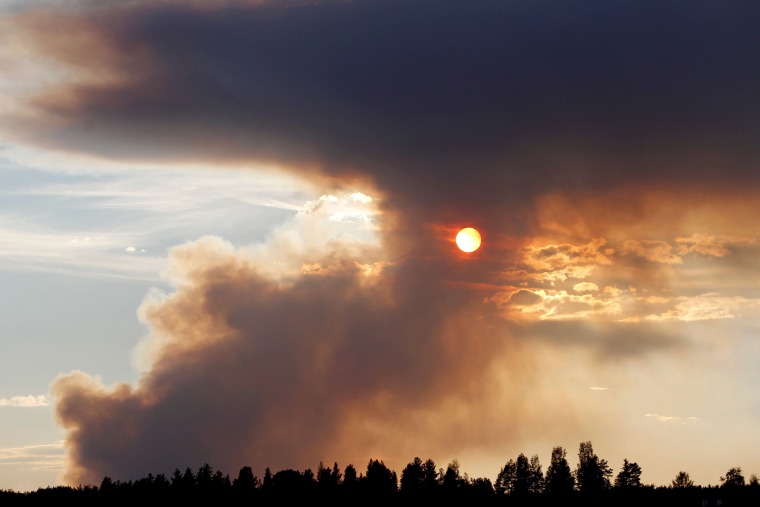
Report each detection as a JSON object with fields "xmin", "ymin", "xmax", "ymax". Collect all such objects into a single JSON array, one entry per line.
[{"xmin": 3, "ymin": 0, "xmax": 760, "ymax": 486}]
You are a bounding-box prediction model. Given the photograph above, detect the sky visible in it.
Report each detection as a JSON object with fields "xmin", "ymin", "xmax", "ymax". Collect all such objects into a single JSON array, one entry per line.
[{"xmin": 1, "ymin": 0, "xmax": 760, "ymax": 493}]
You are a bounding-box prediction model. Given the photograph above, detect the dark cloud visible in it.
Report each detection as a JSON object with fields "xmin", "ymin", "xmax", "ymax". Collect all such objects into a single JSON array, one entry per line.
[{"xmin": 13, "ymin": 0, "xmax": 760, "ymax": 231}]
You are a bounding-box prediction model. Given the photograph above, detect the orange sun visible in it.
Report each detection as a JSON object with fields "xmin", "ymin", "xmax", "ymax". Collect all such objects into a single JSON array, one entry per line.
[{"xmin": 456, "ymin": 227, "xmax": 482, "ymax": 252}]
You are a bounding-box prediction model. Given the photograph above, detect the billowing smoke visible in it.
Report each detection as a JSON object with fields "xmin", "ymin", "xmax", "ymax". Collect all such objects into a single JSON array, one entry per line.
[
  {"xmin": 5, "ymin": 0, "xmax": 759, "ymax": 485},
  {"xmin": 50, "ymin": 234, "xmax": 507, "ymax": 484}
]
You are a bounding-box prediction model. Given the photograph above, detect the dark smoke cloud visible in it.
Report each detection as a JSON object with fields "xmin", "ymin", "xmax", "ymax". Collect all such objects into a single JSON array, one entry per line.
[
  {"xmin": 14, "ymin": 0, "xmax": 760, "ymax": 231},
  {"xmin": 52, "ymin": 236, "xmax": 511, "ymax": 484},
  {"xmin": 15, "ymin": 0, "xmax": 758, "ymax": 484}
]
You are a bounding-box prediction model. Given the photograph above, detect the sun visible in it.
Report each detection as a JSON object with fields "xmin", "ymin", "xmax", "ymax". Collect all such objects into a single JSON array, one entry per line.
[{"xmin": 456, "ymin": 227, "xmax": 481, "ymax": 253}]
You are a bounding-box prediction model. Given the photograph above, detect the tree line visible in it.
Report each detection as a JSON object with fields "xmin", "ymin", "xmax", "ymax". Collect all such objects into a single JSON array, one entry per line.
[{"xmin": 1, "ymin": 441, "xmax": 759, "ymax": 505}]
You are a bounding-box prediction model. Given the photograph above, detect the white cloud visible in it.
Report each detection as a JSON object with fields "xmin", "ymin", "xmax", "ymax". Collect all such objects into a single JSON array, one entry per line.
[
  {"xmin": 589, "ymin": 386, "xmax": 609, "ymax": 391},
  {"xmin": 0, "ymin": 395, "xmax": 48, "ymax": 407},
  {"xmin": 645, "ymin": 413, "xmax": 700, "ymax": 424},
  {"xmin": 298, "ymin": 192, "xmax": 379, "ymax": 225}
]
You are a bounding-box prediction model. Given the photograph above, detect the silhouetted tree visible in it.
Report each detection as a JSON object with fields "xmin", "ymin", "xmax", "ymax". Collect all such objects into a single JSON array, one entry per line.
[
  {"xmin": 171, "ymin": 467, "xmax": 195, "ymax": 495},
  {"xmin": 575, "ymin": 441, "xmax": 611, "ymax": 496},
  {"xmin": 750, "ymin": 474, "xmax": 759, "ymax": 487},
  {"xmin": 170, "ymin": 468, "xmax": 183, "ymax": 487},
  {"xmin": 154, "ymin": 473, "xmax": 170, "ymax": 490},
  {"xmin": 270, "ymin": 469, "xmax": 312, "ymax": 498},
  {"xmin": 232, "ymin": 465, "xmax": 258, "ymax": 497},
  {"xmin": 720, "ymin": 467, "xmax": 745, "ymax": 488},
  {"xmin": 99, "ymin": 476, "xmax": 116, "ymax": 495},
  {"xmin": 671, "ymin": 471, "xmax": 694, "ymax": 489},
  {"xmin": 362, "ymin": 459, "xmax": 397, "ymax": 499},
  {"xmin": 261, "ymin": 467, "xmax": 274, "ymax": 497},
  {"xmin": 528, "ymin": 454, "xmax": 544, "ymax": 494},
  {"xmin": 343, "ymin": 464, "xmax": 358, "ymax": 484},
  {"xmin": 514, "ymin": 453, "xmax": 531, "ymax": 496},
  {"xmin": 212, "ymin": 469, "xmax": 231, "ymax": 493},
  {"xmin": 400, "ymin": 457, "xmax": 425, "ymax": 497},
  {"xmin": 441, "ymin": 459, "xmax": 467, "ymax": 493},
  {"xmin": 615, "ymin": 459, "xmax": 642, "ymax": 489},
  {"xmin": 469, "ymin": 477, "xmax": 495, "ymax": 498},
  {"xmin": 316, "ymin": 461, "xmax": 341, "ymax": 497},
  {"xmin": 339, "ymin": 463, "xmax": 358, "ymax": 499},
  {"xmin": 545, "ymin": 446, "xmax": 575, "ymax": 496},
  {"xmin": 495, "ymin": 458, "xmax": 515, "ymax": 495},
  {"xmin": 196, "ymin": 463, "xmax": 213, "ymax": 491},
  {"xmin": 422, "ymin": 458, "xmax": 438, "ymax": 492},
  {"xmin": 495, "ymin": 453, "xmax": 533, "ymax": 496}
]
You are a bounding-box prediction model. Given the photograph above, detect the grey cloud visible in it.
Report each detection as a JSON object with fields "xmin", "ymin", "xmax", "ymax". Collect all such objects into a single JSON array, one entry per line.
[{"xmin": 12, "ymin": 0, "xmax": 760, "ymax": 234}]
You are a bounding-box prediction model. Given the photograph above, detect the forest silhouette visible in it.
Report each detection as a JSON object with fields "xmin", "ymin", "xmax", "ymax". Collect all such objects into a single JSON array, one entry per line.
[{"xmin": 2, "ymin": 441, "xmax": 758, "ymax": 505}]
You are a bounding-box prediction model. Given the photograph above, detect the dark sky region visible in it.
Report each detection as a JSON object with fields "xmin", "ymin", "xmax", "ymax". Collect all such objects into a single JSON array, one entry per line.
[{"xmin": 3, "ymin": 0, "xmax": 760, "ymax": 487}]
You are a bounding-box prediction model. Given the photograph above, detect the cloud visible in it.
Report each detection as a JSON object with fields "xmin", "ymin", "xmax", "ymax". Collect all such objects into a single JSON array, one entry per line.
[
  {"xmin": 51, "ymin": 235, "xmax": 510, "ymax": 485},
  {"xmin": 4, "ymin": 0, "xmax": 760, "ymax": 227},
  {"xmin": 675, "ymin": 234, "xmax": 757, "ymax": 258},
  {"xmin": 0, "ymin": 395, "xmax": 49, "ymax": 407},
  {"xmin": 573, "ymin": 282, "xmax": 599, "ymax": 293},
  {"xmin": 297, "ymin": 192, "xmax": 379, "ymax": 225},
  {"xmin": 0, "ymin": 221, "xmax": 167, "ymax": 282},
  {"xmin": 622, "ymin": 240, "xmax": 682, "ymax": 264},
  {"xmin": 646, "ymin": 294, "xmax": 760, "ymax": 322},
  {"xmin": 645, "ymin": 414, "xmax": 700, "ymax": 425},
  {"xmin": 522, "ymin": 239, "xmax": 613, "ymax": 272},
  {"xmin": 0, "ymin": 160, "xmax": 338, "ymax": 282},
  {"xmin": 0, "ymin": 442, "xmax": 65, "ymax": 470}
]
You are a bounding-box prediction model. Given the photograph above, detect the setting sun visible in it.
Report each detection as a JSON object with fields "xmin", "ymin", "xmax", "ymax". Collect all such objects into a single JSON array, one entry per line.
[{"xmin": 456, "ymin": 227, "xmax": 482, "ymax": 253}]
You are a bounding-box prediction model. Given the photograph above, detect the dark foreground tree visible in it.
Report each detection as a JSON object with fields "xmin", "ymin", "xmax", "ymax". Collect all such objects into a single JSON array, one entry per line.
[
  {"xmin": 721, "ymin": 467, "xmax": 745, "ymax": 488},
  {"xmin": 545, "ymin": 446, "xmax": 574, "ymax": 496},
  {"xmin": 232, "ymin": 465, "xmax": 258, "ymax": 500},
  {"xmin": 528, "ymin": 454, "xmax": 544, "ymax": 494},
  {"xmin": 615, "ymin": 459, "xmax": 642, "ymax": 489},
  {"xmin": 362, "ymin": 459, "xmax": 397, "ymax": 499},
  {"xmin": 575, "ymin": 441, "xmax": 612, "ymax": 496},
  {"xmin": 671, "ymin": 471, "xmax": 694, "ymax": 489},
  {"xmin": 400, "ymin": 457, "xmax": 425, "ymax": 497}
]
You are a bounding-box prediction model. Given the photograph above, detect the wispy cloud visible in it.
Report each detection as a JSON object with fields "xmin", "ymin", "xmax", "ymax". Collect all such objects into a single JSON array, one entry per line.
[
  {"xmin": 0, "ymin": 222, "xmax": 167, "ymax": 282},
  {"xmin": 0, "ymin": 161, "xmax": 379, "ymax": 282},
  {"xmin": 0, "ymin": 395, "xmax": 49, "ymax": 407},
  {"xmin": 645, "ymin": 413, "xmax": 700, "ymax": 424},
  {"xmin": 646, "ymin": 294, "xmax": 760, "ymax": 322},
  {"xmin": 0, "ymin": 442, "xmax": 65, "ymax": 471}
]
